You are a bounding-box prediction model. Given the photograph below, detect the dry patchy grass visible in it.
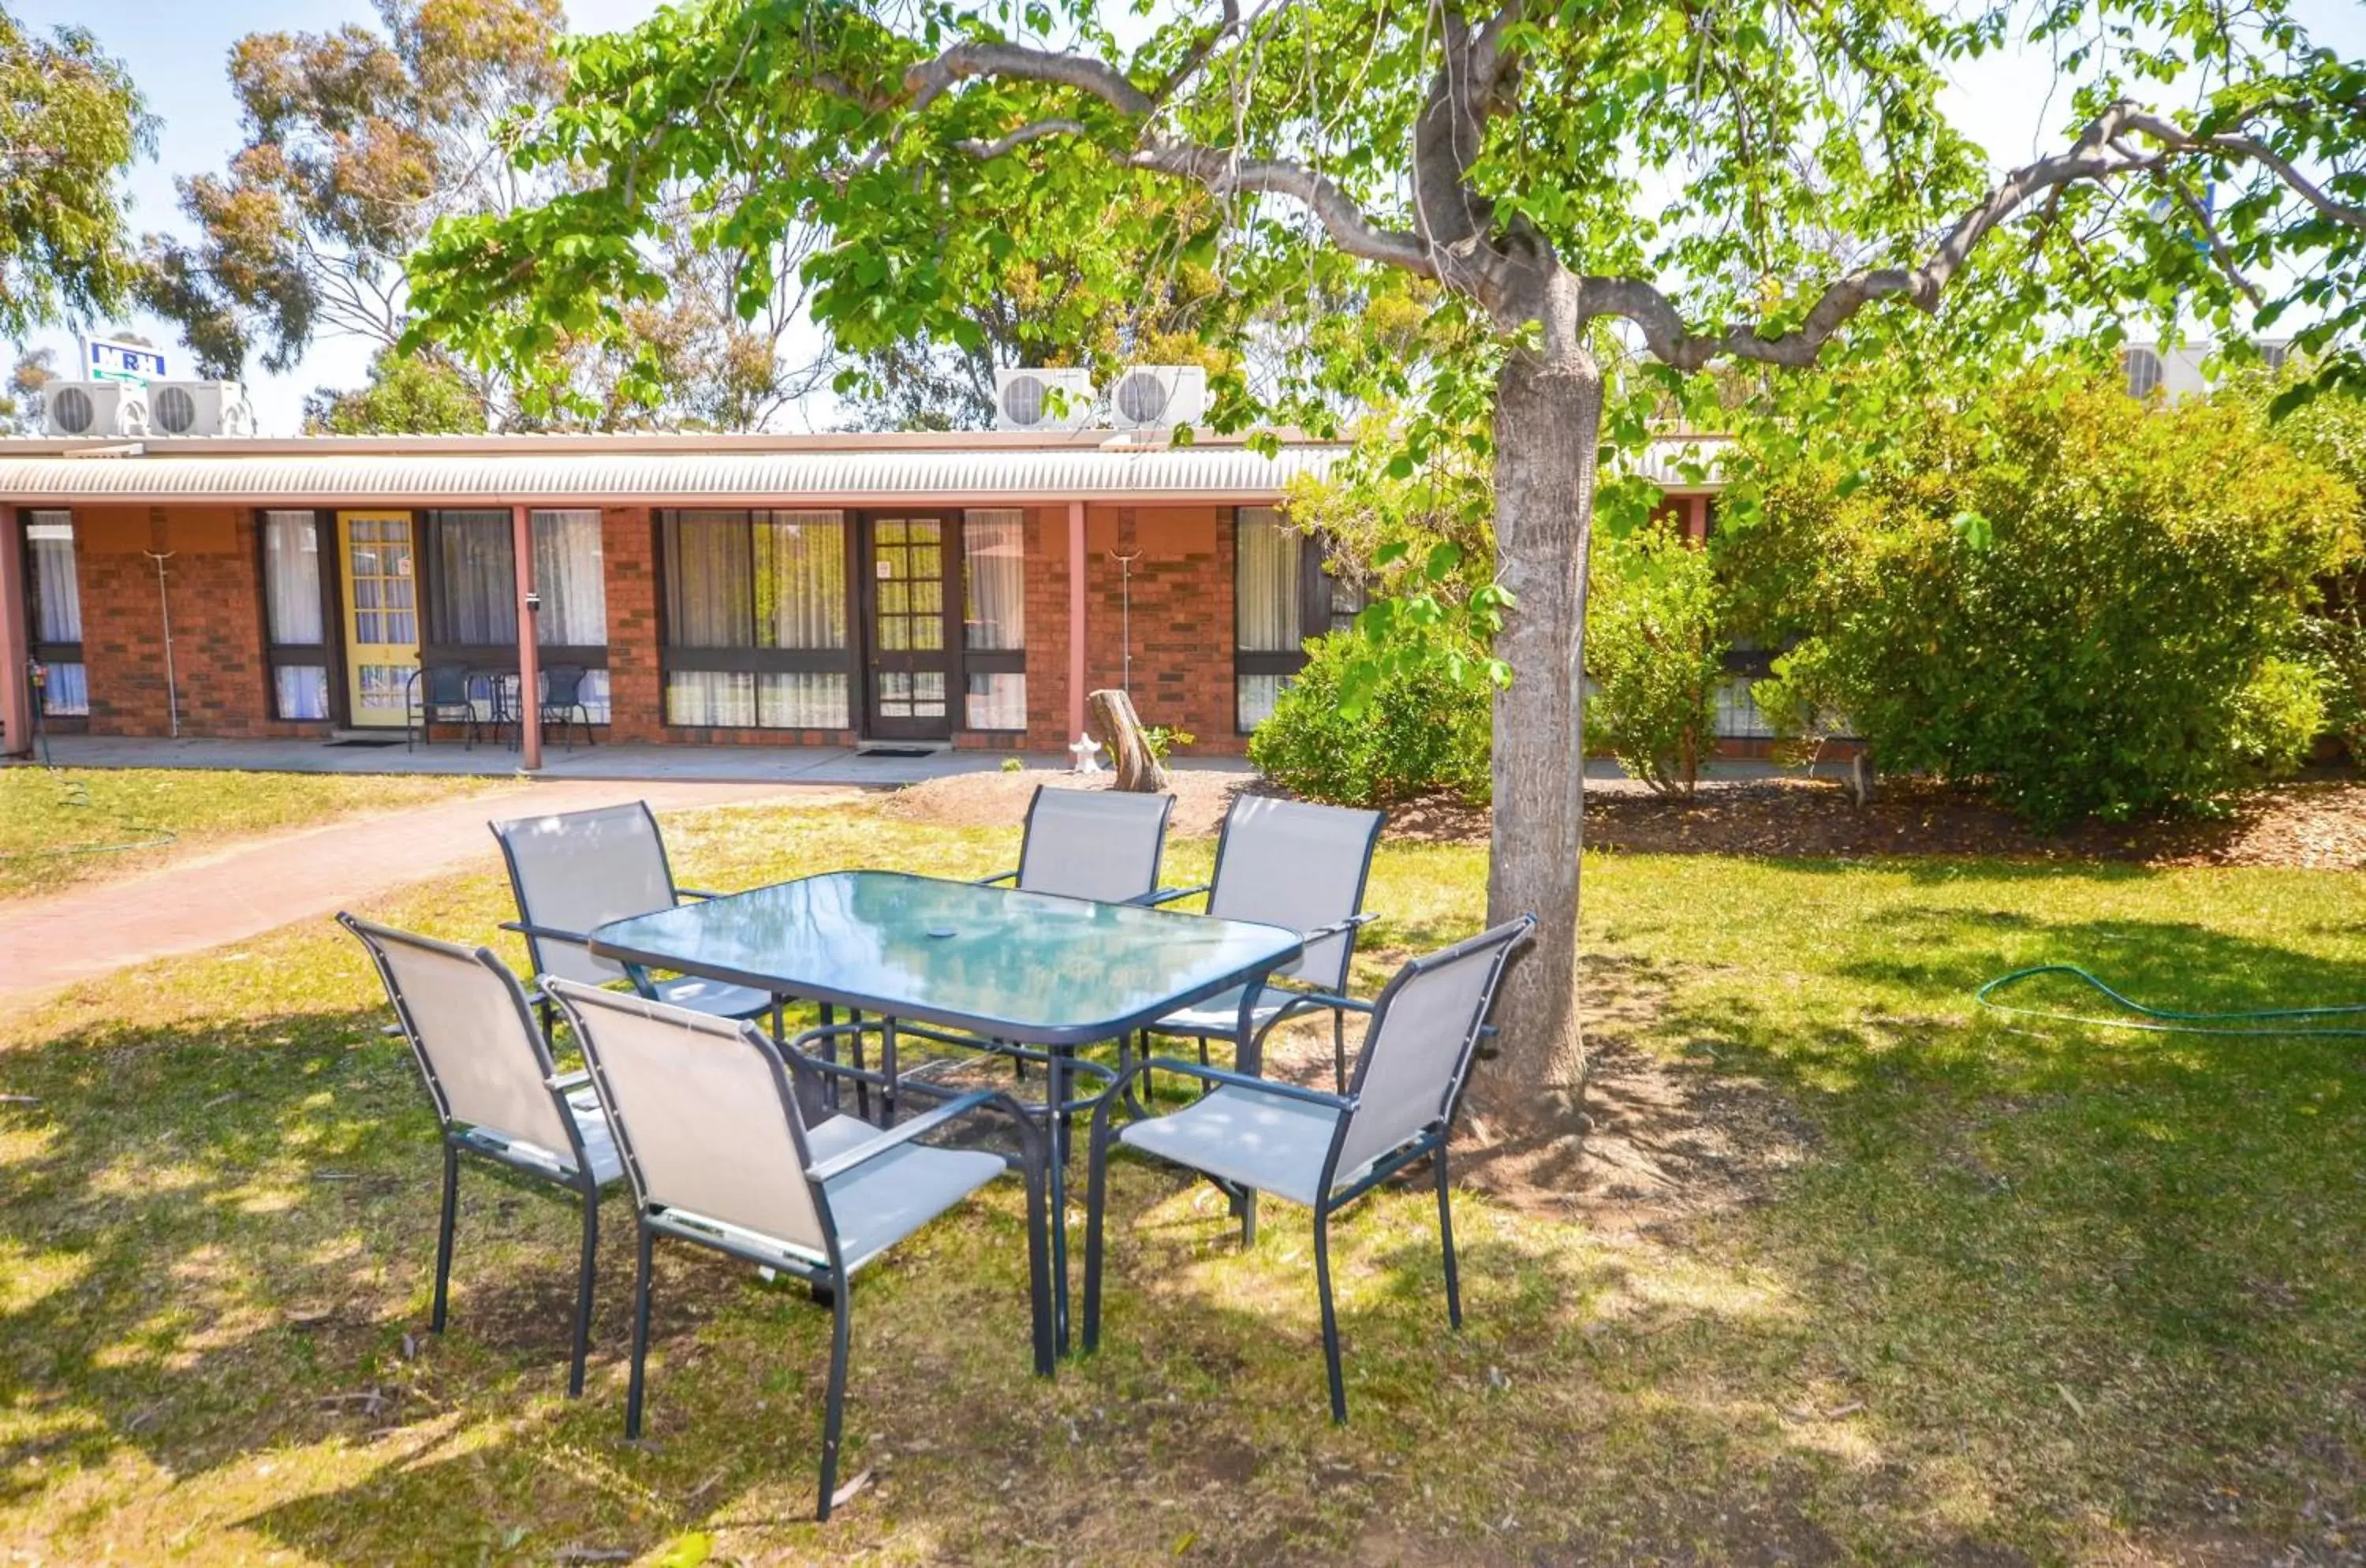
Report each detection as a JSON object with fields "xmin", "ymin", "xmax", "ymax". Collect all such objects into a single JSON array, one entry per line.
[{"xmin": 2, "ymin": 797, "xmax": 2363, "ymax": 1564}]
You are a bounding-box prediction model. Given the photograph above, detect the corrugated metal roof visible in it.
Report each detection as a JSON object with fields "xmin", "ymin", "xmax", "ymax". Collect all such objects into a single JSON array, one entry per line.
[
  {"xmin": 1627, "ymin": 434, "xmax": 1733, "ymax": 488},
  {"xmin": 0, "ymin": 442, "xmax": 1347, "ymax": 505}
]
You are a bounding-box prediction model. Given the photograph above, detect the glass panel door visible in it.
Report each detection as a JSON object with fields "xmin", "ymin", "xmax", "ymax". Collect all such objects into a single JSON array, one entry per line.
[
  {"xmin": 861, "ymin": 515, "xmax": 953, "ymax": 741},
  {"xmin": 337, "ymin": 511, "xmax": 418, "ymax": 727}
]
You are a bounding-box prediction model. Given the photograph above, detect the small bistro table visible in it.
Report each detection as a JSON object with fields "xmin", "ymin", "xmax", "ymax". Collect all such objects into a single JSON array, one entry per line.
[{"xmin": 588, "ymin": 869, "xmax": 1304, "ymax": 1348}]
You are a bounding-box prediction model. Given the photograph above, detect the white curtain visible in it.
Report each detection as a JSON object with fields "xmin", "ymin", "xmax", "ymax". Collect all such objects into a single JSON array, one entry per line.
[
  {"xmin": 759, "ymin": 672, "xmax": 848, "ymax": 727},
  {"xmin": 262, "ymin": 512, "xmax": 323, "ymax": 644},
  {"xmin": 428, "ymin": 510, "xmax": 516, "ymax": 644},
  {"xmin": 275, "ymin": 667, "xmax": 330, "ymax": 721},
  {"xmin": 664, "ymin": 511, "xmax": 755, "ymax": 648},
  {"xmin": 666, "ymin": 670, "xmax": 757, "ymax": 727},
  {"xmin": 966, "ymin": 673, "xmax": 1026, "ymax": 730},
  {"xmin": 532, "ymin": 510, "xmax": 606, "ymax": 646},
  {"xmin": 755, "ymin": 510, "xmax": 846, "ymax": 649},
  {"xmin": 27, "ymin": 510, "xmax": 79, "ymax": 642},
  {"xmin": 962, "ymin": 510, "xmax": 1025, "ymax": 651},
  {"xmin": 1235, "ymin": 507, "xmax": 1301, "ymax": 652}
]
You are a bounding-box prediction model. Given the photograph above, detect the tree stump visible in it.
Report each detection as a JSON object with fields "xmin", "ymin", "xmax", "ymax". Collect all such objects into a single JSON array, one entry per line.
[{"xmin": 1087, "ymin": 688, "xmax": 1169, "ymax": 793}]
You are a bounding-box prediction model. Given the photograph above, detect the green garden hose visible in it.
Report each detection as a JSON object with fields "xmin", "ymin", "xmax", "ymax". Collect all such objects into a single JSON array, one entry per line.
[{"xmin": 1975, "ymin": 965, "xmax": 2366, "ymax": 1038}]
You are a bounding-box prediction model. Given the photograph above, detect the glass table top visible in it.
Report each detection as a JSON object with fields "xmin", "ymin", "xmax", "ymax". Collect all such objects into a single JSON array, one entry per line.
[{"xmin": 588, "ymin": 871, "xmax": 1304, "ymax": 1045}]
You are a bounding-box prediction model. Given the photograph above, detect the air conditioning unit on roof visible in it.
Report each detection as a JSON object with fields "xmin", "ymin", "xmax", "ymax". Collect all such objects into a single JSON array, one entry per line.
[
  {"xmin": 43, "ymin": 380, "xmax": 150, "ymax": 439},
  {"xmin": 995, "ymin": 368, "xmax": 1096, "ymax": 431},
  {"xmin": 147, "ymin": 380, "xmax": 256, "ymax": 437},
  {"xmin": 1107, "ymin": 364, "xmax": 1208, "ymax": 430}
]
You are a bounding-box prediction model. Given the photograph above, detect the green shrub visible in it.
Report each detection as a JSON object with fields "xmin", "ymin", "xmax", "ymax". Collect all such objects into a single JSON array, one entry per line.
[
  {"xmin": 1730, "ymin": 365, "xmax": 2361, "ymax": 827},
  {"xmin": 1583, "ymin": 526, "xmax": 1726, "ymax": 796},
  {"xmin": 1248, "ymin": 629, "xmax": 1492, "ymax": 806},
  {"xmin": 2227, "ymin": 657, "xmax": 2326, "ymax": 776}
]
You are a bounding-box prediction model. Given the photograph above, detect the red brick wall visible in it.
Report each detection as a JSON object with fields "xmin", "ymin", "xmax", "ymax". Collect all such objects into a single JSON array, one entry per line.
[
  {"xmin": 76, "ymin": 506, "xmax": 323, "ymax": 740},
  {"xmin": 66, "ymin": 498, "xmax": 1247, "ymax": 753},
  {"xmin": 1015, "ymin": 503, "xmax": 1242, "ymax": 757}
]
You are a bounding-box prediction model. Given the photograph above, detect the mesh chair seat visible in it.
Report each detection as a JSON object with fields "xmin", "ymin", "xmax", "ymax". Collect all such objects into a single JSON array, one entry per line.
[
  {"xmin": 1118, "ymin": 1084, "xmax": 1347, "ymax": 1208},
  {"xmin": 462, "ymin": 1088, "xmax": 623, "ymax": 1185},
  {"xmin": 1151, "ymin": 983, "xmax": 1302, "ymax": 1038},
  {"xmin": 651, "ymin": 974, "xmax": 776, "ymax": 1020},
  {"xmin": 650, "ymin": 1131, "xmax": 1004, "ymax": 1275}
]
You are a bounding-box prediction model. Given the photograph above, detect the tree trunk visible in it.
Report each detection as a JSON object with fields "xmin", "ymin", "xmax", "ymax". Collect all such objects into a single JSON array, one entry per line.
[
  {"xmin": 1087, "ymin": 687, "xmax": 1170, "ymax": 793},
  {"xmin": 1476, "ymin": 334, "xmax": 1603, "ymax": 1130}
]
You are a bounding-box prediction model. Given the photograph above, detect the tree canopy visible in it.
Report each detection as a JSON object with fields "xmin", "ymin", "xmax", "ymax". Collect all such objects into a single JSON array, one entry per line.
[
  {"xmin": 0, "ymin": 8, "xmax": 151, "ymax": 343},
  {"xmin": 405, "ymin": 0, "xmax": 2366, "ymax": 1122}
]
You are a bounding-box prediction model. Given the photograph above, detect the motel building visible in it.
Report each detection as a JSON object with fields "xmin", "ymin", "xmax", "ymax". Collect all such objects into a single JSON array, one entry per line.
[{"xmin": 0, "ymin": 427, "xmax": 1730, "ymax": 770}]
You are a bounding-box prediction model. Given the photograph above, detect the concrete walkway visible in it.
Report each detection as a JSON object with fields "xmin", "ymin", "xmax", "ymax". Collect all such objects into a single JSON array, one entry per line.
[{"xmin": 0, "ymin": 778, "xmax": 830, "ymax": 1016}]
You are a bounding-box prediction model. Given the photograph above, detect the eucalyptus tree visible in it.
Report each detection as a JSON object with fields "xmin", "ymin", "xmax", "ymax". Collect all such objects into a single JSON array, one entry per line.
[
  {"xmin": 409, "ymin": 0, "xmax": 2366, "ymax": 1135},
  {"xmin": 0, "ymin": 9, "xmax": 151, "ymax": 342}
]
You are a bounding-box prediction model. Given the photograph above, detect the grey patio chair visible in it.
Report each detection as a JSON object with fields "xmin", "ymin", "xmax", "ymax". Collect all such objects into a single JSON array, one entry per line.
[
  {"xmin": 1136, "ymin": 796, "xmax": 1386, "ymax": 1093},
  {"xmin": 338, "ymin": 913, "xmax": 621, "ymax": 1398},
  {"xmin": 978, "ymin": 783, "xmax": 1177, "ymax": 905},
  {"xmin": 491, "ymin": 801, "xmax": 780, "ymax": 1038},
  {"xmin": 545, "ymin": 980, "xmax": 1052, "ymax": 1522},
  {"xmin": 1083, "ymin": 915, "xmax": 1536, "ymax": 1422}
]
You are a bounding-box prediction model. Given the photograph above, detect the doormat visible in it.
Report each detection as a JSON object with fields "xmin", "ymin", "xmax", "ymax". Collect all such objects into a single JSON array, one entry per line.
[
  {"xmin": 857, "ymin": 746, "xmax": 937, "ymax": 758},
  {"xmin": 324, "ymin": 738, "xmax": 403, "ymax": 749}
]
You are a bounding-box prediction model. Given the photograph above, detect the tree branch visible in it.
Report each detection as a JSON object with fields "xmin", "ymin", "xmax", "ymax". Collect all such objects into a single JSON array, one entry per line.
[
  {"xmin": 1581, "ymin": 99, "xmax": 2339, "ymax": 370},
  {"xmin": 904, "ymin": 35, "xmax": 1431, "ymax": 274}
]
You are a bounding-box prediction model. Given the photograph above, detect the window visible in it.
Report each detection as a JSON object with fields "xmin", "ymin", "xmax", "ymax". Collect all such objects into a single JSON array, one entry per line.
[
  {"xmin": 1234, "ymin": 507, "xmax": 1341, "ymax": 731},
  {"xmin": 260, "ymin": 510, "xmax": 330, "ymax": 720},
  {"xmin": 962, "ymin": 509, "xmax": 1026, "ymax": 730},
  {"xmin": 24, "ymin": 510, "xmax": 85, "ymax": 717},
  {"xmin": 420, "ymin": 509, "xmax": 611, "ymax": 722},
  {"xmin": 531, "ymin": 510, "xmax": 610, "ymax": 722},
  {"xmin": 661, "ymin": 510, "xmax": 849, "ymax": 729},
  {"xmin": 2125, "ymin": 346, "xmax": 2164, "ymax": 399}
]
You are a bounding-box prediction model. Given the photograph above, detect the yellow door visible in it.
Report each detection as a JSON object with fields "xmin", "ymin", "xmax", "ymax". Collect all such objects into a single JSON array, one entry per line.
[{"xmin": 337, "ymin": 512, "xmax": 418, "ymax": 727}]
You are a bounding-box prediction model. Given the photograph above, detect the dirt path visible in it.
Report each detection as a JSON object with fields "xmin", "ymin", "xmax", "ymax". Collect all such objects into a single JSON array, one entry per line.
[{"xmin": 0, "ymin": 779, "xmax": 845, "ymax": 1015}]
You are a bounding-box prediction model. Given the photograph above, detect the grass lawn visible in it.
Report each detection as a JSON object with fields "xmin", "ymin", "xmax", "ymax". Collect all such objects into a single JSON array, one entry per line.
[
  {"xmin": 0, "ymin": 768, "xmax": 516, "ymax": 900},
  {"xmin": 2, "ymin": 797, "xmax": 2363, "ymax": 1565}
]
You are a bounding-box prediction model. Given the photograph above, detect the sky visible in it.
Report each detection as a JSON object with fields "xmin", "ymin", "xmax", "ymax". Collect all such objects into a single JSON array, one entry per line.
[{"xmin": 17, "ymin": 0, "xmax": 2366, "ymax": 436}]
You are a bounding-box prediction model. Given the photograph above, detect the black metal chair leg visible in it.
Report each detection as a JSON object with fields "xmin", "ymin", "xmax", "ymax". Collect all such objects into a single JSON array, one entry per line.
[
  {"xmin": 1435, "ymin": 1148, "xmax": 1463, "ymax": 1330},
  {"xmin": 568, "ymin": 1187, "xmax": 599, "ymax": 1398},
  {"xmin": 1314, "ymin": 1208, "xmax": 1346, "ymax": 1422},
  {"xmin": 431, "ymin": 1142, "xmax": 459, "ymax": 1332},
  {"xmin": 1082, "ymin": 1112, "xmax": 1115, "ymax": 1353},
  {"xmin": 1239, "ymin": 1190, "xmax": 1258, "ymax": 1248},
  {"xmin": 815, "ymin": 1281, "xmax": 853, "ymax": 1521},
  {"xmin": 1024, "ymin": 1134, "xmax": 1056, "ymax": 1376},
  {"xmin": 1333, "ymin": 1008, "xmax": 1348, "ymax": 1094},
  {"xmin": 625, "ymin": 1223, "xmax": 655, "ymax": 1438}
]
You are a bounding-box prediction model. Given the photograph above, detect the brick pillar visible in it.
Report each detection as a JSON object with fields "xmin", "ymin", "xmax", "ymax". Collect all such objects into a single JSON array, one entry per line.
[{"xmin": 513, "ymin": 505, "xmax": 542, "ymax": 770}]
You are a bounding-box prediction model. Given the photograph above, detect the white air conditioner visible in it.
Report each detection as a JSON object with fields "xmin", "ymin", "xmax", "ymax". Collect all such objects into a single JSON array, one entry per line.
[
  {"xmin": 147, "ymin": 380, "xmax": 256, "ymax": 437},
  {"xmin": 1107, "ymin": 364, "xmax": 1209, "ymax": 430},
  {"xmin": 994, "ymin": 368, "xmax": 1096, "ymax": 431},
  {"xmin": 44, "ymin": 380, "xmax": 150, "ymax": 439}
]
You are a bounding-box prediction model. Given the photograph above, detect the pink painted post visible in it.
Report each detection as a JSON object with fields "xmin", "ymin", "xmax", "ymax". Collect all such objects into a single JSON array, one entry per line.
[
  {"xmin": 513, "ymin": 504, "xmax": 543, "ymax": 771},
  {"xmin": 1688, "ymin": 494, "xmax": 1710, "ymax": 543},
  {"xmin": 1067, "ymin": 499, "xmax": 1087, "ymax": 746},
  {"xmin": 0, "ymin": 511, "xmax": 29, "ymax": 757}
]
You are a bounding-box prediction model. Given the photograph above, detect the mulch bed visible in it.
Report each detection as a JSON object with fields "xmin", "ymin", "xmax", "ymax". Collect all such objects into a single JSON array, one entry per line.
[{"xmin": 894, "ymin": 766, "xmax": 2366, "ymax": 870}]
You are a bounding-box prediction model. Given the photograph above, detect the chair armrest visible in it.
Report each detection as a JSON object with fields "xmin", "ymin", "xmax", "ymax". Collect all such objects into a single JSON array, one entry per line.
[
  {"xmin": 806, "ymin": 1089, "xmax": 1001, "ymax": 1182},
  {"xmin": 547, "ymin": 1069, "xmax": 592, "ymax": 1092},
  {"xmin": 1132, "ymin": 883, "xmax": 1211, "ymax": 908},
  {"xmin": 976, "ymin": 869, "xmax": 1019, "ymax": 887},
  {"xmin": 501, "ymin": 918, "xmax": 594, "ymax": 947},
  {"xmin": 1303, "ymin": 911, "xmax": 1379, "ymax": 941},
  {"xmin": 1133, "ymin": 1058, "xmax": 1354, "ymax": 1112},
  {"xmin": 1274, "ymin": 985, "xmax": 1375, "ymax": 1016},
  {"xmin": 673, "ymin": 886, "xmax": 730, "ymax": 902}
]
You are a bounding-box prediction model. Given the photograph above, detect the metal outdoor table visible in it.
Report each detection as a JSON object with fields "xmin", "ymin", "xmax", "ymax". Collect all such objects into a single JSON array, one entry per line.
[{"xmin": 588, "ymin": 869, "xmax": 1304, "ymax": 1348}]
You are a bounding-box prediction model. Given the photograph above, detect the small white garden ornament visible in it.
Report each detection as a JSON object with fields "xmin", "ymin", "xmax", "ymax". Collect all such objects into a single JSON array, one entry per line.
[{"xmin": 1069, "ymin": 735, "xmax": 1105, "ymax": 774}]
